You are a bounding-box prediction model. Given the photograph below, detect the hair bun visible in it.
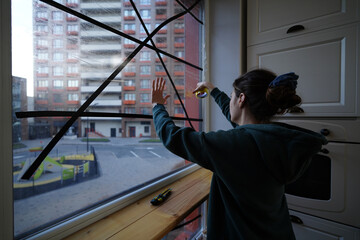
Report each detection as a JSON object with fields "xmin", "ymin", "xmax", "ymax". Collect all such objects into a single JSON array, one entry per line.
[{"xmin": 266, "ymin": 86, "xmax": 302, "ymax": 113}]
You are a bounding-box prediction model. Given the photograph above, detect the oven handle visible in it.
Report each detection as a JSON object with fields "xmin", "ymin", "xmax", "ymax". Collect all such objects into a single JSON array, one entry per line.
[{"xmin": 290, "ymin": 215, "xmax": 303, "ymax": 225}]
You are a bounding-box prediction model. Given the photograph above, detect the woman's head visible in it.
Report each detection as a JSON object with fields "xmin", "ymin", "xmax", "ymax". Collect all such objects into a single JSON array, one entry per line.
[{"xmin": 232, "ymin": 69, "xmax": 302, "ymax": 122}]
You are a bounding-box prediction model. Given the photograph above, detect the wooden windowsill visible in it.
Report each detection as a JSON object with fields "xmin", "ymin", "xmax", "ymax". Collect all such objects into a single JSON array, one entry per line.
[{"xmin": 65, "ymin": 168, "xmax": 212, "ymax": 240}]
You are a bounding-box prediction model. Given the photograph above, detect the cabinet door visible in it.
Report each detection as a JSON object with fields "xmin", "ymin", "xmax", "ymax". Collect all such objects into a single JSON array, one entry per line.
[
  {"xmin": 247, "ymin": 24, "xmax": 359, "ymax": 117},
  {"xmin": 247, "ymin": 0, "xmax": 359, "ymax": 46},
  {"xmin": 290, "ymin": 211, "xmax": 360, "ymax": 240}
]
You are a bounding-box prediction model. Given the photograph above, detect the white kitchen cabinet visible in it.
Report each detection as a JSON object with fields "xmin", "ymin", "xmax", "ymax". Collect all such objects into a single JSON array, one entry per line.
[
  {"xmin": 247, "ymin": 0, "xmax": 360, "ymax": 46},
  {"xmin": 247, "ymin": 23, "xmax": 359, "ymax": 117},
  {"xmin": 290, "ymin": 210, "xmax": 360, "ymax": 240}
]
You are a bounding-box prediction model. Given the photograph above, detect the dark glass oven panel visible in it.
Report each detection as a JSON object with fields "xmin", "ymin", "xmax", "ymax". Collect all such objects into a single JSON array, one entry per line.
[{"xmin": 285, "ymin": 154, "xmax": 331, "ymax": 200}]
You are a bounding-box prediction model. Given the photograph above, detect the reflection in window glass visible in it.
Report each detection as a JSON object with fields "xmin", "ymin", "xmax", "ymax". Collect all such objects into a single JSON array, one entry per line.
[{"xmin": 12, "ymin": 0, "xmax": 204, "ymax": 238}]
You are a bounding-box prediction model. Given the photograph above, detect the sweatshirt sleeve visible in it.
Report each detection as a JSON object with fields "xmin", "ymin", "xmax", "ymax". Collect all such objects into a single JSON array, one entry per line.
[
  {"xmin": 152, "ymin": 104, "xmax": 214, "ymax": 171},
  {"xmin": 210, "ymin": 88, "xmax": 238, "ymax": 128}
]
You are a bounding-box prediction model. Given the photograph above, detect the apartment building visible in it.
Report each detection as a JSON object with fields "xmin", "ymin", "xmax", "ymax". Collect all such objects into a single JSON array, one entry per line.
[
  {"xmin": 33, "ymin": 0, "xmax": 200, "ymax": 138},
  {"xmin": 33, "ymin": 0, "xmax": 81, "ymax": 138}
]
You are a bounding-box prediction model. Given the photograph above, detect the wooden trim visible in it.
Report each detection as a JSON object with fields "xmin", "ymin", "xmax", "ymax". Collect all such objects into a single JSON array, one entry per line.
[{"xmin": 65, "ymin": 168, "xmax": 212, "ymax": 240}]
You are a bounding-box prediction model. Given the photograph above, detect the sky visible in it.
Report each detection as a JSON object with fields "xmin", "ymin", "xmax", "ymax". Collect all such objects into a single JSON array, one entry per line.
[{"xmin": 12, "ymin": 0, "xmax": 34, "ymax": 97}]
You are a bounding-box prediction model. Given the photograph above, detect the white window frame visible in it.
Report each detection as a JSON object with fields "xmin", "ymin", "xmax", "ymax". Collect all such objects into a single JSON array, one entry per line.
[{"xmin": 1, "ymin": 0, "xmax": 208, "ymax": 238}]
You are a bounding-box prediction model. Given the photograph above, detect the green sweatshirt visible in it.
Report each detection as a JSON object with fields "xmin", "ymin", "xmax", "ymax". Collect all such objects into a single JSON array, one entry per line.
[{"xmin": 152, "ymin": 88, "xmax": 327, "ymax": 240}]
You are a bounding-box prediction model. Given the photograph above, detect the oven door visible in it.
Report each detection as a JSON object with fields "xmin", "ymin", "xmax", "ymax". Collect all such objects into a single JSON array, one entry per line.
[{"xmin": 285, "ymin": 142, "xmax": 346, "ymax": 212}]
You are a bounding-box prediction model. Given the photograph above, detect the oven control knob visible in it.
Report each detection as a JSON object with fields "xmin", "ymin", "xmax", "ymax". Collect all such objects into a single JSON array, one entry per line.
[{"xmin": 320, "ymin": 128, "xmax": 330, "ymax": 136}]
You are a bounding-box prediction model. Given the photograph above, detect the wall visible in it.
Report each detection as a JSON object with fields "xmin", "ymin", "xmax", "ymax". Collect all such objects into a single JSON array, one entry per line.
[{"xmin": 207, "ymin": 0, "xmax": 245, "ymax": 131}]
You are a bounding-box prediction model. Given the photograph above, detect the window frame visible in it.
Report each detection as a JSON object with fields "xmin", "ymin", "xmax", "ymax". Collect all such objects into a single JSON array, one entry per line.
[{"xmin": 2, "ymin": 0, "xmax": 208, "ymax": 238}]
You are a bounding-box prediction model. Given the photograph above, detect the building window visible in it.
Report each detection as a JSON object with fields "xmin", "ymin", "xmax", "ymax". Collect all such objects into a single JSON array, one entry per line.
[
  {"xmin": 37, "ymin": 66, "xmax": 49, "ymax": 74},
  {"xmin": 53, "ymin": 39, "xmax": 63, "ymax": 48},
  {"xmin": 124, "ymin": 79, "xmax": 135, "ymax": 86},
  {"xmin": 38, "ymin": 80, "xmax": 48, "ymax": 87},
  {"xmin": 124, "ymin": 9, "xmax": 135, "ymax": 17},
  {"xmin": 68, "ymin": 93, "xmax": 79, "ymax": 101},
  {"xmin": 53, "ymin": 52, "xmax": 63, "ymax": 61},
  {"xmin": 38, "ymin": 52, "xmax": 48, "ymax": 60},
  {"xmin": 124, "ymin": 65, "xmax": 136, "ymax": 72},
  {"xmin": 36, "ymin": 11, "xmax": 47, "ymax": 19},
  {"xmin": 140, "ymin": 9, "xmax": 151, "ymax": 19},
  {"xmin": 140, "ymin": 23, "xmax": 151, "ymax": 34},
  {"xmin": 53, "ymin": 93, "xmax": 63, "ymax": 103},
  {"xmin": 53, "ymin": 66, "xmax": 63, "ymax": 76},
  {"xmin": 68, "ymin": 80, "xmax": 78, "ymax": 87},
  {"xmin": 52, "ymin": 11, "xmax": 63, "ymax": 21},
  {"xmin": 53, "ymin": 25, "xmax": 63, "ymax": 35},
  {"xmin": 140, "ymin": 0, "xmax": 151, "ymax": 5},
  {"xmin": 124, "ymin": 107, "xmax": 136, "ymax": 113},
  {"xmin": 140, "ymin": 65, "xmax": 151, "ymax": 75},
  {"xmin": 124, "ymin": 23, "xmax": 135, "ymax": 30},
  {"xmin": 67, "ymin": 65, "xmax": 78, "ymax": 74},
  {"xmin": 140, "ymin": 93, "xmax": 150, "ymax": 103},
  {"xmin": 36, "ymin": 25, "xmax": 48, "ymax": 33},
  {"xmin": 124, "ymin": 93, "xmax": 136, "ymax": 101},
  {"xmin": 140, "ymin": 51, "xmax": 151, "ymax": 61},
  {"xmin": 53, "ymin": 80, "xmax": 64, "ymax": 89},
  {"xmin": 140, "ymin": 79, "xmax": 150, "ymax": 89}
]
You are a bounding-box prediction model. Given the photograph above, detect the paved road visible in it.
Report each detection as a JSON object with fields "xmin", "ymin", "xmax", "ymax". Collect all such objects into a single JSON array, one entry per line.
[{"xmin": 13, "ymin": 137, "xmax": 188, "ymax": 237}]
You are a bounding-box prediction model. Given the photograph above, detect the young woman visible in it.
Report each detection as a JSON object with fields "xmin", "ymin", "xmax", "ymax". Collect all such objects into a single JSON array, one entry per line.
[{"xmin": 151, "ymin": 69, "xmax": 327, "ymax": 240}]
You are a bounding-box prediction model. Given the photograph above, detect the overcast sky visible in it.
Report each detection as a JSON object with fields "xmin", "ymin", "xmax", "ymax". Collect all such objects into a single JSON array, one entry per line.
[{"xmin": 12, "ymin": 0, "xmax": 34, "ymax": 97}]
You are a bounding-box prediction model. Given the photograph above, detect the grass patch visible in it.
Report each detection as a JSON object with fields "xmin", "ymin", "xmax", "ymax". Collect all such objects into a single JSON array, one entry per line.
[
  {"xmin": 81, "ymin": 138, "xmax": 110, "ymax": 142},
  {"xmin": 139, "ymin": 138, "xmax": 161, "ymax": 143},
  {"xmin": 13, "ymin": 142, "xmax": 27, "ymax": 149}
]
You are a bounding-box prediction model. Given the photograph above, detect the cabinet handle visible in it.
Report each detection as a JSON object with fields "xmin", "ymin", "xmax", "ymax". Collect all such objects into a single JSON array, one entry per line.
[
  {"xmin": 286, "ymin": 25, "xmax": 305, "ymax": 34},
  {"xmin": 290, "ymin": 215, "xmax": 303, "ymax": 225},
  {"xmin": 320, "ymin": 128, "xmax": 330, "ymax": 136}
]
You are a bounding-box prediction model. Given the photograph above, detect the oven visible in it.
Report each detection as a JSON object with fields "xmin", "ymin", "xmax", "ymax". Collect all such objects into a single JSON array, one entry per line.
[{"xmin": 277, "ymin": 119, "xmax": 360, "ymax": 228}]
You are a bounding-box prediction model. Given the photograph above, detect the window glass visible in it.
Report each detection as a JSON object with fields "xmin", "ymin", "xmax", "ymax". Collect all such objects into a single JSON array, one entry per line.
[{"xmin": 11, "ymin": 0, "xmax": 204, "ymax": 238}]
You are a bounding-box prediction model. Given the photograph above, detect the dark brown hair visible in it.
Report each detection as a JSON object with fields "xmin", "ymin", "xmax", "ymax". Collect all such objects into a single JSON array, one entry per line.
[{"xmin": 233, "ymin": 69, "xmax": 302, "ymax": 122}]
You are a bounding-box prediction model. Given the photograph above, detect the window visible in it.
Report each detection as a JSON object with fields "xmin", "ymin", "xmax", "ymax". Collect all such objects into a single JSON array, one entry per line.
[
  {"xmin": 53, "ymin": 66, "xmax": 63, "ymax": 76},
  {"xmin": 140, "ymin": 9, "xmax": 151, "ymax": 19},
  {"xmin": 140, "ymin": 51, "xmax": 151, "ymax": 61},
  {"xmin": 53, "ymin": 52, "xmax": 63, "ymax": 61},
  {"xmin": 124, "ymin": 93, "xmax": 136, "ymax": 100},
  {"xmin": 140, "ymin": 79, "xmax": 150, "ymax": 89},
  {"xmin": 140, "ymin": 23, "xmax": 151, "ymax": 33},
  {"xmin": 53, "ymin": 25, "xmax": 63, "ymax": 35},
  {"xmin": 38, "ymin": 52, "xmax": 48, "ymax": 60},
  {"xmin": 140, "ymin": 65, "xmax": 151, "ymax": 75},
  {"xmin": 52, "ymin": 11, "xmax": 63, "ymax": 21},
  {"xmin": 140, "ymin": 93, "xmax": 150, "ymax": 103},
  {"xmin": 124, "ymin": 79, "xmax": 135, "ymax": 86},
  {"xmin": 10, "ymin": 0, "xmax": 204, "ymax": 238},
  {"xmin": 53, "ymin": 39, "xmax": 63, "ymax": 48},
  {"xmin": 53, "ymin": 80, "xmax": 64, "ymax": 88},
  {"xmin": 38, "ymin": 80, "xmax": 48, "ymax": 87},
  {"xmin": 68, "ymin": 93, "xmax": 79, "ymax": 101},
  {"xmin": 68, "ymin": 80, "xmax": 78, "ymax": 87}
]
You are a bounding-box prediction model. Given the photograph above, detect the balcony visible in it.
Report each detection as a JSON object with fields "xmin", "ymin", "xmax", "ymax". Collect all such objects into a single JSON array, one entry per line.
[
  {"xmin": 36, "ymin": 87, "xmax": 48, "ymax": 91},
  {"xmin": 158, "ymin": 29, "xmax": 167, "ymax": 34},
  {"xmin": 155, "ymin": 57, "xmax": 167, "ymax": 62},
  {"xmin": 81, "ymin": 99, "xmax": 122, "ymax": 106},
  {"xmin": 155, "ymin": 71, "xmax": 167, "ymax": 76},
  {"xmin": 66, "ymin": 16, "xmax": 78, "ymax": 22},
  {"xmin": 36, "ymin": 45, "xmax": 48, "ymax": 50},
  {"xmin": 82, "ymin": 2, "xmax": 120, "ymax": 9},
  {"xmin": 35, "ymin": 100, "xmax": 48, "ymax": 105},
  {"xmin": 124, "ymin": 16, "xmax": 135, "ymax": 21},
  {"xmin": 155, "ymin": 15, "xmax": 167, "ymax": 20},
  {"xmin": 123, "ymin": 30, "xmax": 136, "ymax": 35},
  {"xmin": 174, "ymin": 71, "xmax": 184, "ymax": 76},
  {"xmin": 156, "ymin": 1, "xmax": 167, "ymax": 6},
  {"xmin": 67, "ymin": 31, "xmax": 79, "ymax": 36},
  {"xmin": 66, "ymin": 100, "xmax": 79, "ymax": 105},
  {"xmin": 67, "ymin": 73, "xmax": 80, "ymax": 77},
  {"xmin": 36, "ymin": 73, "xmax": 49, "ymax": 77},
  {"xmin": 66, "ymin": 87, "xmax": 79, "ymax": 91},
  {"xmin": 155, "ymin": 43, "xmax": 167, "ymax": 48},
  {"xmin": 35, "ymin": 17, "xmax": 48, "ymax": 22},
  {"xmin": 124, "ymin": 44, "xmax": 136, "ymax": 49},
  {"xmin": 174, "ymin": 43, "xmax": 184, "ymax": 48},
  {"xmin": 175, "ymin": 85, "xmax": 184, "ymax": 90},
  {"xmin": 123, "ymin": 86, "xmax": 136, "ymax": 91},
  {"xmin": 174, "ymin": 113, "xmax": 185, "ymax": 117},
  {"xmin": 174, "ymin": 29, "xmax": 184, "ymax": 34},
  {"xmin": 123, "ymin": 72, "xmax": 136, "ymax": 77},
  {"xmin": 81, "ymin": 85, "xmax": 121, "ymax": 93},
  {"xmin": 66, "ymin": 3, "xmax": 79, "ymax": 8},
  {"xmin": 123, "ymin": 100, "xmax": 136, "ymax": 105},
  {"xmin": 81, "ymin": 44, "xmax": 121, "ymax": 51}
]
